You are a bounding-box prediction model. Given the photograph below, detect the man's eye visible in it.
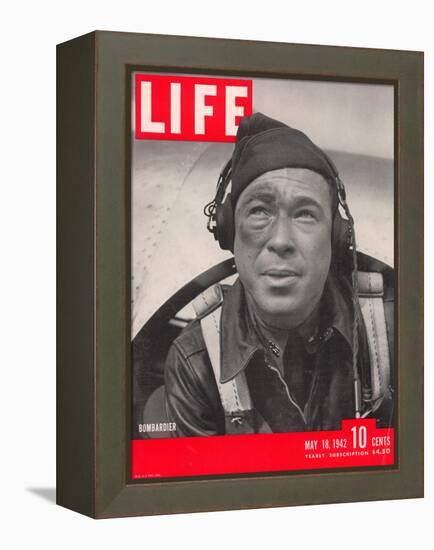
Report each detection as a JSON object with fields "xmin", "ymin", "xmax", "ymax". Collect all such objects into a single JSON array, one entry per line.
[
  {"xmin": 296, "ymin": 209, "xmax": 317, "ymax": 221},
  {"xmin": 249, "ymin": 206, "xmax": 269, "ymax": 216}
]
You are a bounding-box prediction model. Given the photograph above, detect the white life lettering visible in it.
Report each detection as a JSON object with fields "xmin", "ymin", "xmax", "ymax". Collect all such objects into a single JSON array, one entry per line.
[
  {"xmin": 225, "ymin": 85, "xmax": 248, "ymax": 136},
  {"xmin": 140, "ymin": 81, "xmax": 165, "ymax": 133},
  {"xmin": 170, "ymin": 82, "xmax": 181, "ymax": 134},
  {"xmin": 195, "ymin": 84, "xmax": 217, "ymax": 135}
]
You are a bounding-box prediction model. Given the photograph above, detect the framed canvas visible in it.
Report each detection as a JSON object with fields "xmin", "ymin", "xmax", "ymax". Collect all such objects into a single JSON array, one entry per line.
[{"xmin": 57, "ymin": 31, "xmax": 423, "ymax": 518}]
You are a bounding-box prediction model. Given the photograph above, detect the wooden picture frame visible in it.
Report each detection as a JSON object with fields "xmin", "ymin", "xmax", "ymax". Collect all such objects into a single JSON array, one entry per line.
[{"xmin": 57, "ymin": 31, "xmax": 423, "ymax": 518}]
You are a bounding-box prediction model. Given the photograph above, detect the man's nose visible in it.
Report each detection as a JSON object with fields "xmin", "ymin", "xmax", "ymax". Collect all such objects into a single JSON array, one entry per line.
[{"xmin": 266, "ymin": 215, "xmax": 296, "ymax": 255}]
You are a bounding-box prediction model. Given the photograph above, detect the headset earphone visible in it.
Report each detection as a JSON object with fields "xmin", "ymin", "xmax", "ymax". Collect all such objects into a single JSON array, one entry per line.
[{"xmin": 204, "ymin": 156, "xmax": 365, "ymax": 418}]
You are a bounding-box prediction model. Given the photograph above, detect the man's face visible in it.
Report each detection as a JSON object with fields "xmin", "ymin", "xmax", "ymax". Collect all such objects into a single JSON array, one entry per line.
[{"xmin": 233, "ymin": 168, "xmax": 333, "ymax": 329}]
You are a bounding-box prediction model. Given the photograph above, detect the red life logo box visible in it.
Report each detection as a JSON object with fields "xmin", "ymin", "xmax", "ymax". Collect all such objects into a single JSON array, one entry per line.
[{"xmin": 135, "ymin": 74, "xmax": 253, "ymax": 142}]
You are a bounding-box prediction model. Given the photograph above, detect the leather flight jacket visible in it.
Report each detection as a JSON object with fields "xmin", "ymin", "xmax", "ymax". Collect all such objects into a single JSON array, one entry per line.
[{"xmin": 164, "ymin": 272, "xmax": 394, "ymax": 437}]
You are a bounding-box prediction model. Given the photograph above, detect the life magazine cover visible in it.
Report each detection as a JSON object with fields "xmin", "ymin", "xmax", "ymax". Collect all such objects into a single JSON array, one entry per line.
[{"xmin": 130, "ymin": 72, "xmax": 395, "ymax": 480}]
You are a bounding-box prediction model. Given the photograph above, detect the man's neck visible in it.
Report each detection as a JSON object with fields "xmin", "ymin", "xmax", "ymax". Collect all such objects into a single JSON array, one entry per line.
[{"xmin": 245, "ymin": 291, "xmax": 321, "ymax": 356}]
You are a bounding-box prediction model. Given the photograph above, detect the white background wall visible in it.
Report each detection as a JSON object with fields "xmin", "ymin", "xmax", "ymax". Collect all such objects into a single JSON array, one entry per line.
[{"xmin": 1, "ymin": 1, "xmax": 431, "ymax": 547}]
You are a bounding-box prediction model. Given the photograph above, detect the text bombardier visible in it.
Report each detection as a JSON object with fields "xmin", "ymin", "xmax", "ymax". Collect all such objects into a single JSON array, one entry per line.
[{"xmin": 163, "ymin": 113, "xmax": 394, "ymax": 436}]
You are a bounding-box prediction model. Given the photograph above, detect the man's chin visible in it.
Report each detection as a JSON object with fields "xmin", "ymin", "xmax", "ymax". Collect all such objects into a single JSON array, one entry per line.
[{"xmin": 255, "ymin": 298, "xmax": 305, "ymax": 328}]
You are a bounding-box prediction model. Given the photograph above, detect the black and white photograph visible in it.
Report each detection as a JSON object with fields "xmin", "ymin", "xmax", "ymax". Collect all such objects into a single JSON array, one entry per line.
[{"xmin": 131, "ymin": 74, "xmax": 395, "ymax": 452}]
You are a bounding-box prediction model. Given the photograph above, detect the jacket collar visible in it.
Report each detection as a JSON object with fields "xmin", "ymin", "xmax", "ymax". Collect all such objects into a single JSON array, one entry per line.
[{"xmin": 219, "ymin": 272, "xmax": 354, "ymax": 383}]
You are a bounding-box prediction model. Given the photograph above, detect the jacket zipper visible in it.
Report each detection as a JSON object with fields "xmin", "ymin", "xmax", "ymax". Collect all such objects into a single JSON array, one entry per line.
[
  {"xmin": 303, "ymin": 333, "xmax": 332, "ymax": 427},
  {"xmin": 303, "ymin": 367, "xmax": 319, "ymax": 428},
  {"xmin": 266, "ymin": 362, "xmax": 307, "ymax": 426}
]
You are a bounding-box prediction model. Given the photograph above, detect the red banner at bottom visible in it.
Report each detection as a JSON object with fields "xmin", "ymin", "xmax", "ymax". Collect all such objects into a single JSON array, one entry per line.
[{"xmin": 131, "ymin": 419, "xmax": 394, "ymax": 479}]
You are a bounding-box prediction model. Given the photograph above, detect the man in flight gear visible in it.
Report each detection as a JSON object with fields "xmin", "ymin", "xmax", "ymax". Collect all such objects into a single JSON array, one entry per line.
[{"xmin": 164, "ymin": 112, "xmax": 394, "ymax": 436}]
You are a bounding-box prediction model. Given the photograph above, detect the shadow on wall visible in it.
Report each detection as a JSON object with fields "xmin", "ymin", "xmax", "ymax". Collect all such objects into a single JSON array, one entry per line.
[{"xmin": 27, "ymin": 487, "xmax": 56, "ymax": 504}]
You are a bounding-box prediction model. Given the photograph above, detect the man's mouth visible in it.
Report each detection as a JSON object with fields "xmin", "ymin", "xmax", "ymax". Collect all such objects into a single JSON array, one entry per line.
[
  {"xmin": 262, "ymin": 268, "xmax": 301, "ymax": 276},
  {"xmin": 261, "ymin": 268, "xmax": 301, "ymax": 286}
]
